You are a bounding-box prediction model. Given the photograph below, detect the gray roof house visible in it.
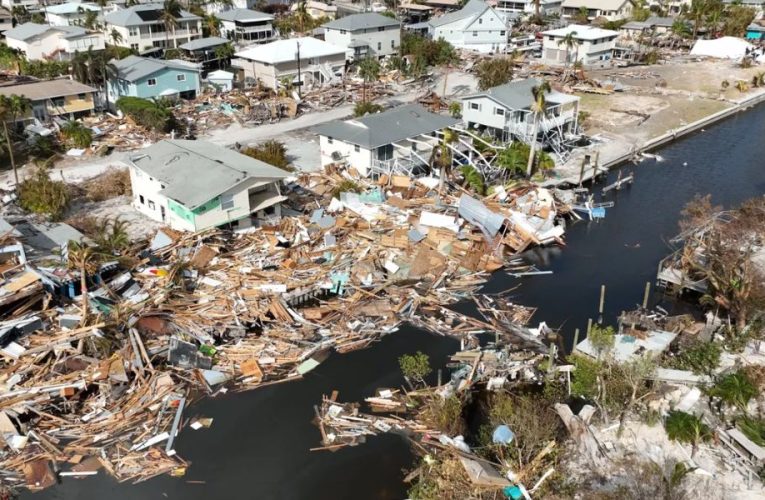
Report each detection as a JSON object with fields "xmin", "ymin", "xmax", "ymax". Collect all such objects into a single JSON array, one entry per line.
[
  {"xmin": 461, "ymin": 78, "xmax": 581, "ymax": 148},
  {"xmin": 179, "ymin": 36, "xmax": 230, "ymax": 70},
  {"xmin": 425, "ymin": 0, "xmax": 507, "ymax": 54},
  {"xmin": 4, "ymin": 23, "xmax": 105, "ymax": 61},
  {"xmin": 103, "ymin": 3, "xmax": 202, "ymax": 51},
  {"xmin": 322, "ymin": 13, "xmax": 401, "ymax": 60},
  {"xmin": 218, "ymin": 8, "xmax": 276, "ymax": 43},
  {"xmin": 126, "ymin": 140, "xmax": 290, "ymax": 232},
  {"xmin": 315, "ymin": 104, "xmax": 459, "ymax": 177}
]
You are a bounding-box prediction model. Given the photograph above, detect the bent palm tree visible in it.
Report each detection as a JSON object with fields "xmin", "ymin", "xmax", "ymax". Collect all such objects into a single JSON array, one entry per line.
[{"xmin": 526, "ymin": 80, "xmax": 551, "ymax": 177}]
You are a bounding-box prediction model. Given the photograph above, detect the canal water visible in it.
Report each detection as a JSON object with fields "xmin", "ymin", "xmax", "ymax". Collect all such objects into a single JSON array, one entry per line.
[{"xmin": 26, "ymin": 104, "xmax": 765, "ymax": 499}]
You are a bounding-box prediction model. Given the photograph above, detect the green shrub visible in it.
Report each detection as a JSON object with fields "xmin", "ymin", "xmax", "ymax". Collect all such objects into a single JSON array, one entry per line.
[
  {"xmin": 241, "ymin": 139, "xmax": 292, "ymax": 170},
  {"xmin": 18, "ymin": 166, "xmax": 70, "ymax": 219},
  {"xmin": 116, "ymin": 96, "xmax": 180, "ymax": 133},
  {"xmin": 353, "ymin": 101, "xmax": 383, "ymax": 117}
]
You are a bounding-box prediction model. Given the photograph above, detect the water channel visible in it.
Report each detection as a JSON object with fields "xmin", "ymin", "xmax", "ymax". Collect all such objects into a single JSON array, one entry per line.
[{"xmin": 26, "ymin": 103, "xmax": 765, "ymax": 500}]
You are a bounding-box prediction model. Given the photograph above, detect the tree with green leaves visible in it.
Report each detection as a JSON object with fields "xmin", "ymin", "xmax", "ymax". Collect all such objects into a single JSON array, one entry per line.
[
  {"xmin": 448, "ymin": 101, "xmax": 461, "ymax": 118},
  {"xmin": 94, "ymin": 218, "xmax": 130, "ymax": 254},
  {"xmin": 203, "ymin": 14, "xmax": 222, "ymax": 37},
  {"xmin": 0, "ymin": 94, "xmax": 32, "ymax": 186},
  {"xmin": 160, "ymin": 0, "xmax": 183, "ymax": 49},
  {"xmin": 357, "ymin": 56, "xmax": 381, "ymax": 103},
  {"xmin": 67, "ymin": 240, "xmax": 99, "ymax": 325},
  {"xmin": 475, "ymin": 57, "xmax": 513, "ymax": 91},
  {"xmin": 526, "ymin": 79, "xmax": 551, "ymax": 177},
  {"xmin": 214, "ymin": 42, "xmax": 235, "ymax": 69},
  {"xmin": 60, "ymin": 120, "xmax": 93, "ymax": 149},
  {"xmin": 399, "ymin": 351, "xmax": 432, "ymax": 388},
  {"xmin": 459, "ymin": 165, "xmax": 485, "ymax": 195},
  {"xmin": 109, "ymin": 28, "xmax": 124, "ymax": 46},
  {"xmin": 617, "ymin": 356, "xmax": 656, "ymax": 437},
  {"xmin": 81, "ymin": 9, "xmax": 100, "ymax": 30},
  {"xmin": 17, "ymin": 164, "xmax": 70, "ymax": 219},
  {"xmin": 352, "ymin": 101, "xmax": 383, "ymax": 117},
  {"xmin": 664, "ymin": 410, "xmax": 711, "ymax": 458},
  {"xmin": 557, "ymin": 31, "xmax": 578, "ymax": 69},
  {"xmin": 588, "ymin": 324, "xmax": 616, "ymax": 360},
  {"xmin": 708, "ymin": 370, "xmax": 757, "ymax": 414}
]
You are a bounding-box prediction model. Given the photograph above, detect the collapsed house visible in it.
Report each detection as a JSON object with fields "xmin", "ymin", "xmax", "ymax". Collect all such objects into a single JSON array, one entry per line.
[
  {"xmin": 314, "ymin": 104, "xmax": 459, "ymax": 178},
  {"xmin": 460, "ymin": 78, "xmax": 581, "ymax": 160}
]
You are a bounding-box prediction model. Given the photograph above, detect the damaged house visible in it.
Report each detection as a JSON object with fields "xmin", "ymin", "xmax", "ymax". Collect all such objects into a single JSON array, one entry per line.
[
  {"xmin": 315, "ymin": 104, "xmax": 459, "ymax": 178},
  {"xmin": 461, "ymin": 78, "xmax": 580, "ymax": 158},
  {"xmin": 126, "ymin": 140, "xmax": 290, "ymax": 232}
]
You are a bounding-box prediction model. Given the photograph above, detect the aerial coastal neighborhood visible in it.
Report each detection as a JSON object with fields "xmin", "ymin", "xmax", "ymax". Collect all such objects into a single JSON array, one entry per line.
[{"xmin": 2, "ymin": 0, "xmax": 765, "ymax": 497}]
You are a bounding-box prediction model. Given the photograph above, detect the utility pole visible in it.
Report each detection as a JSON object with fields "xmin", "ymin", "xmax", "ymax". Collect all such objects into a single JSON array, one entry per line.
[{"xmin": 295, "ymin": 40, "xmax": 302, "ymax": 99}]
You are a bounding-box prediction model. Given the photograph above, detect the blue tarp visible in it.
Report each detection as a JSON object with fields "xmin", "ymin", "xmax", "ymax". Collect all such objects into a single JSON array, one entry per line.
[{"xmin": 492, "ymin": 425, "xmax": 515, "ymax": 445}]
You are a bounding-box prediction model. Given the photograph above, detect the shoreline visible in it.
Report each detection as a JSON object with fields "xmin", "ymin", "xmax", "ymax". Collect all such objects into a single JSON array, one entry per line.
[{"xmin": 544, "ymin": 86, "xmax": 765, "ymax": 187}]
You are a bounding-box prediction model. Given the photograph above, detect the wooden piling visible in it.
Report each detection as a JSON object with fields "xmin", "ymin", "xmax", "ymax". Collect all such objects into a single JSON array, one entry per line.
[
  {"xmin": 642, "ymin": 281, "xmax": 651, "ymax": 309},
  {"xmin": 573, "ymin": 328, "xmax": 580, "ymax": 347},
  {"xmin": 586, "ymin": 318, "xmax": 593, "ymax": 335}
]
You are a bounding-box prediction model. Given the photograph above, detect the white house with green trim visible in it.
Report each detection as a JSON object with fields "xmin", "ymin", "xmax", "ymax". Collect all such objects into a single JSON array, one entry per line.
[{"xmin": 126, "ymin": 140, "xmax": 290, "ymax": 232}]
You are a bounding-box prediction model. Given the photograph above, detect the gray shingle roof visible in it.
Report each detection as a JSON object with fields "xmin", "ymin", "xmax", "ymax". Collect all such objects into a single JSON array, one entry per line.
[
  {"xmin": 3, "ymin": 23, "xmax": 87, "ymax": 41},
  {"xmin": 0, "ymin": 79, "xmax": 96, "ymax": 101},
  {"xmin": 322, "ymin": 12, "xmax": 400, "ymax": 32},
  {"xmin": 179, "ymin": 36, "xmax": 228, "ymax": 51},
  {"xmin": 428, "ymin": 0, "xmax": 489, "ymax": 28},
  {"xmin": 104, "ymin": 3, "xmax": 200, "ymax": 27},
  {"xmin": 462, "ymin": 78, "xmax": 575, "ymax": 111},
  {"xmin": 217, "ymin": 8, "xmax": 273, "ymax": 22},
  {"xmin": 128, "ymin": 140, "xmax": 290, "ymax": 210},
  {"xmin": 314, "ymin": 104, "xmax": 459, "ymax": 149},
  {"xmin": 111, "ymin": 55, "xmax": 198, "ymax": 82}
]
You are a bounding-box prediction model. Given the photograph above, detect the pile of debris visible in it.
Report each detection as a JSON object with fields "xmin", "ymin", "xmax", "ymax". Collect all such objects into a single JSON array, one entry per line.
[{"xmin": 0, "ymin": 170, "xmax": 573, "ymax": 491}]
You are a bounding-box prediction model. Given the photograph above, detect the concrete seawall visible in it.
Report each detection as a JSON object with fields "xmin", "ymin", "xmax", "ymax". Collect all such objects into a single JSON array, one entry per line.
[{"xmin": 546, "ymin": 88, "xmax": 765, "ymax": 186}]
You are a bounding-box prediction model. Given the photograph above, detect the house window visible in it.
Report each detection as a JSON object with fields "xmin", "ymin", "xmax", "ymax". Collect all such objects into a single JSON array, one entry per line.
[
  {"xmin": 391, "ymin": 40, "xmax": 395, "ymax": 48},
  {"xmin": 470, "ymin": 102, "xmax": 479, "ymax": 110},
  {"xmin": 377, "ymin": 42, "xmax": 381, "ymax": 50},
  {"xmin": 77, "ymin": 93, "xmax": 86, "ymax": 99},
  {"xmin": 148, "ymin": 200, "xmax": 156, "ymax": 210},
  {"xmin": 479, "ymin": 18, "xmax": 482, "ymax": 24},
  {"xmin": 340, "ymin": 29, "xmax": 346, "ymax": 34},
  {"xmin": 139, "ymin": 195, "xmax": 145, "ymax": 204},
  {"xmin": 327, "ymin": 137, "xmax": 333, "ymax": 144},
  {"xmin": 52, "ymin": 97, "xmax": 65, "ymax": 107},
  {"xmin": 500, "ymin": 31, "xmax": 506, "ymax": 36},
  {"xmin": 495, "ymin": 108, "xmax": 505, "ymax": 116},
  {"xmin": 129, "ymin": 27, "xmax": 138, "ymax": 36},
  {"xmin": 130, "ymin": 43, "xmax": 139, "ymax": 50},
  {"xmin": 472, "ymin": 31, "xmax": 478, "ymax": 37},
  {"xmin": 147, "ymin": 78, "xmax": 157, "ymax": 86},
  {"xmin": 177, "ymin": 74, "xmax": 186, "ymax": 81},
  {"xmin": 354, "ymin": 145, "xmax": 360, "ymax": 152},
  {"xmin": 548, "ymin": 36, "xmax": 554, "ymax": 41},
  {"xmin": 378, "ymin": 26, "xmax": 384, "ymax": 31},
  {"xmin": 220, "ymin": 193, "xmax": 234, "ymax": 210}
]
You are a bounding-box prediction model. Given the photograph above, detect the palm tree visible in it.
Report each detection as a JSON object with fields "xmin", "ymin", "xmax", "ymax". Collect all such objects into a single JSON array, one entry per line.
[
  {"xmin": 71, "ymin": 50, "xmax": 89, "ymax": 83},
  {"xmin": 665, "ymin": 410, "xmax": 711, "ymax": 458},
  {"xmin": 688, "ymin": 0, "xmax": 709, "ymax": 40},
  {"xmin": 435, "ymin": 129, "xmax": 457, "ymax": 193},
  {"xmin": 558, "ymin": 31, "xmax": 578, "ymax": 69},
  {"xmin": 214, "ymin": 42, "xmax": 235, "ymax": 69},
  {"xmin": 109, "ymin": 28, "xmax": 124, "ymax": 46},
  {"xmin": 60, "ymin": 120, "xmax": 93, "ymax": 148},
  {"xmin": 708, "ymin": 371, "xmax": 757, "ymax": 413},
  {"xmin": 533, "ymin": 0, "xmax": 541, "ymax": 18},
  {"xmin": 95, "ymin": 218, "xmax": 130, "ymax": 254},
  {"xmin": 203, "ymin": 14, "xmax": 221, "ymax": 37},
  {"xmin": 358, "ymin": 56, "xmax": 380, "ymax": 103},
  {"xmin": 67, "ymin": 240, "xmax": 99, "ymax": 325},
  {"xmin": 0, "ymin": 95, "xmax": 32, "ymax": 186},
  {"xmin": 526, "ymin": 80, "xmax": 551, "ymax": 178},
  {"xmin": 82, "ymin": 9, "xmax": 99, "ymax": 30},
  {"xmin": 294, "ymin": 1, "xmax": 311, "ymax": 33},
  {"xmin": 160, "ymin": 0, "xmax": 183, "ymax": 49}
]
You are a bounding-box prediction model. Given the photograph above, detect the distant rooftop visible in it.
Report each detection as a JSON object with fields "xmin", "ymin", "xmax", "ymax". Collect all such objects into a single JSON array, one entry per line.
[
  {"xmin": 234, "ymin": 37, "xmax": 346, "ymax": 64},
  {"xmin": 111, "ymin": 55, "xmax": 199, "ymax": 82},
  {"xmin": 0, "ymin": 79, "xmax": 97, "ymax": 101},
  {"xmin": 104, "ymin": 3, "xmax": 200, "ymax": 27},
  {"xmin": 322, "ymin": 13, "xmax": 400, "ymax": 32},
  {"xmin": 541, "ymin": 24, "xmax": 619, "ymax": 40},
  {"xmin": 179, "ymin": 36, "xmax": 229, "ymax": 51},
  {"xmin": 217, "ymin": 8, "xmax": 273, "ymax": 22}
]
